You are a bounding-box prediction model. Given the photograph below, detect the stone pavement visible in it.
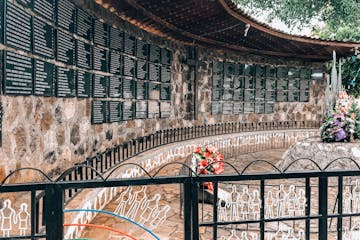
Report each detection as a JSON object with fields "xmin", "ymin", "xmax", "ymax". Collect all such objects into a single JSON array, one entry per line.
[{"xmin": 79, "ymin": 148, "xmax": 288, "ymax": 240}]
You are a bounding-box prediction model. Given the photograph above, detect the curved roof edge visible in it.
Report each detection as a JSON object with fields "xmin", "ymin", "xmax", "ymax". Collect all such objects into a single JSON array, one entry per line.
[
  {"xmin": 222, "ymin": 0, "xmax": 360, "ymax": 47},
  {"xmin": 100, "ymin": 0, "xmax": 360, "ymax": 61}
]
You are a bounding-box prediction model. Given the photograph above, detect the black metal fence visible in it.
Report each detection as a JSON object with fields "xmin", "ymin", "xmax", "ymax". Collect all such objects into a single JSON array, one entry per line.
[
  {"xmin": 1, "ymin": 159, "xmax": 360, "ymax": 240},
  {"xmin": 58, "ymin": 120, "xmax": 320, "ymax": 201},
  {"xmin": 0, "ymin": 121, "xmax": 323, "ymax": 239}
]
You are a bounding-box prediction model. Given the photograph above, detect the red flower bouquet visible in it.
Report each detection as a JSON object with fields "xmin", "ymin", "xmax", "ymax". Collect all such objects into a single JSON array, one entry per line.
[{"xmin": 192, "ymin": 145, "xmax": 225, "ymax": 191}]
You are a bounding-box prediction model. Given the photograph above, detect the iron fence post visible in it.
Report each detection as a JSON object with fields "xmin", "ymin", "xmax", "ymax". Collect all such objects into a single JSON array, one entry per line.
[
  {"xmin": 45, "ymin": 184, "xmax": 64, "ymax": 240},
  {"xmin": 337, "ymin": 176, "xmax": 343, "ymax": 240},
  {"xmin": 319, "ymin": 176, "xmax": 328, "ymax": 240},
  {"xmin": 305, "ymin": 177, "xmax": 311, "ymax": 240},
  {"xmin": 260, "ymin": 179, "xmax": 265, "ymax": 240},
  {"xmin": 184, "ymin": 179, "xmax": 193, "ymax": 240},
  {"xmin": 213, "ymin": 181, "xmax": 218, "ymax": 240},
  {"xmin": 192, "ymin": 178, "xmax": 199, "ymax": 240}
]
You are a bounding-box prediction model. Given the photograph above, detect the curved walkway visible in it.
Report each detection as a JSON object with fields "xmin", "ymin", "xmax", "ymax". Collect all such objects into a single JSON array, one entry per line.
[
  {"xmin": 63, "ymin": 129, "xmax": 318, "ymax": 239},
  {"xmin": 80, "ymin": 148, "xmax": 288, "ymax": 240}
]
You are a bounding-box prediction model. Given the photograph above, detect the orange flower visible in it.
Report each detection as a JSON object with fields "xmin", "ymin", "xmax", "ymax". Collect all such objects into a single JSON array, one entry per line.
[
  {"xmin": 194, "ymin": 146, "xmax": 202, "ymax": 154},
  {"xmin": 215, "ymin": 153, "xmax": 224, "ymax": 161},
  {"xmin": 205, "ymin": 146, "xmax": 213, "ymax": 154},
  {"xmin": 201, "ymin": 159, "xmax": 208, "ymax": 167},
  {"xmin": 204, "ymin": 151, "xmax": 213, "ymax": 159}
]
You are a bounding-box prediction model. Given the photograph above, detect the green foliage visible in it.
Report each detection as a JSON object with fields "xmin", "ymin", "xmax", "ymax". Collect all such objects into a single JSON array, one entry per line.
[
  {"xmin": 342, "ymin": 57, "xmax": 360, "ymax": 98},
  {"xmin": 232, "ymin": 0, "xmax": 360, "ymax": 32},
  {"xmin": 312, "ymin": 24, "xmax": 360, "ymax": 42},
  {"xmin": 232, "ymin": 0, "xmax": 360, "ymax": 96}
]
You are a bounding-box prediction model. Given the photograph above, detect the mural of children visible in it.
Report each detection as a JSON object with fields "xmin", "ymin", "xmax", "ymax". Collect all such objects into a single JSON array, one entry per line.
[
  {"xmin": 250, "ymin": 190, "xmax": 261, "ymax": 220},
  {"xmin": 227, "ymin": 185, "xmax": 240, "ymax": 221},
  {"xmin": 353, "ymin": 180, "xmax": 360, "ymax": 213},
  {"xmin": 287, "ymin": 185, "xmax": 297, "ymax": 216},
  {"xmin": 16, "ymin": 203, "xmax": 30, "ymax": 236},
  {"xmin": 139, "ymin": 194, "xmax": 160, "ymax": 225},
  {"xmin": 240, "ymin": 231, "xmax": 249, "ymax": 240},
  {"xmin": 296, "ymin": 189, "xmax": 307, "ymax": 216},
  {"xmin": 275, "ymin": 185, "xmax": 287, "ymax": 217},
  {"xmin": 265, "ymin": 191, "xmax": 275, "ymax": 219},
  {"xmin": 228, "ymin": 229, "xmax": 240, "ymax": 240},
  {"xmin": 218, "ymin": 198, "xmax": 227, "ymax": 222},
  {"xmin": 127, "ymin": 186, "xmax": 147, "ymax": 220},
  {"xmin": 149, "ymin": 205, "xmax": 170, "ymax": 230},
  {"xmin": 297, "ymin": 230, "xmax": 305, "ymax": 240},
  {"xmin": 114, "ymin": 187, "xmax": 133, "ymax": 216},
  {"xmin": 239, "ymin": 187, "xmax": 251, "ymax": 220},
  {"xmin": 286, "ymin": 228, "xmax": 297, "ymax": 240},
  {"xmin": 343, "ymin": 186, "xmax": 352, "ymax": 213},
  {"xmin": 0, "ymin": 199, "xmax": 17, "ymax": 237}
]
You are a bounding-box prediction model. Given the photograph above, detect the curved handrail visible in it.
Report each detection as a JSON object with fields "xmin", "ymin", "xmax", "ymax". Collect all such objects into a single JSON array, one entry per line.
[
  {"xmin": 56, "ymin": 166, "xmax": 105, "ymax": 182},
  {"xmin": 282, "ymin": 158, "xmax": 322, "ymax": 172},
  {"xmin": 1, "ymin": 167, "xmax": 53, "ymax": 185},
  {"xmin": 152, "ymin": 162, "xmax": 198, "ymax": 177},
  {"xmin": 105, "ymin": 163, "xmax": 152, "ymax": 180},
  {"xmin": 240, "ymin": 160, "xmax": 282, "ymax": 174},
  {"xmin": 323, "ymin": 157, "xmax": 360, "ymax": 171}
]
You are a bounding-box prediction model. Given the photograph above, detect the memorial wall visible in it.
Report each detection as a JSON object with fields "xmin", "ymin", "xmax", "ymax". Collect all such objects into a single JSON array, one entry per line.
[
  {"xmin": 196, "ymin": 49, "xmax": 326, "ymax": 124},
  {"xmin": 0, "ymin": 0, "xmax": 325, "ymax": 180},
  {"xmin": 0, "ymin": 0, "xmax": 183, "ymax": 178},
  {"xmin": 0, "ymin": 0, "xmax": 172, "ymax": 124}
]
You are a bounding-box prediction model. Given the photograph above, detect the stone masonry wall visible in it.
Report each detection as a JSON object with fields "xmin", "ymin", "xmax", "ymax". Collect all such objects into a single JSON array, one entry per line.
[
  {"xmin": 0, "ymin": 0, "xmax": 326, "ymax": 181},
  {"xmin": 196, "ymin": 48, "xmax": 326, "ymax": 124}
]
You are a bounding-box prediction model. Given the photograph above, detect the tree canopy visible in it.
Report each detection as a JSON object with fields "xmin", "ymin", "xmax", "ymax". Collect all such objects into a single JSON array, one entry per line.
[
  {"xmin": 233, "ymin": 0, "xmax": 360, "ymax": 41},
  {"xmin": 233, "ymin": 0, "xmax": 360, "ymax": 96}
]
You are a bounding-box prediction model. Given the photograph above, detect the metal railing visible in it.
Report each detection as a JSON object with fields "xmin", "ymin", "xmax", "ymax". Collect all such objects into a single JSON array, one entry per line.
[
  {"xmin": 61, "ymin": 120, "xmax": 321, "ymax": 199},
  {"xmin": 1, "ymin": 157, "xmax": 360, "ymax": 240},
  {"xmin": 0, "ymin": 120, "xmax": 322, "ymax": 239}
]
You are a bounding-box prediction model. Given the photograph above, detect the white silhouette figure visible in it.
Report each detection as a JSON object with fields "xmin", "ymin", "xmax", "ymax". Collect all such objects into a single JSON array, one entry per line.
[
  {"xmin": 149, "ymin": 205, "xmax": 170, "ymax": 230},
  {"xmin": 351, "ymin": 225, "xmax": 360, "ymax": 240},
  {"xmin": 265, "ymin": 231, "xmax": 276, "ymax": 240},
  {"xmin": 251, "ymin": 232, "xmax": 259, "ymax": 240},
  {"xmin": 353, "ymin": 180, "xmax": 360, "ymax": 213},
  {"xmin": 286, "ymin": 228, "xmax": 297, "ymax": 240},
  {"xmin": 16, "ymin": 203, "xmax": 30, "ymax": 236},
  {"xmin": 287, "ymin": 185, "xmax": 297, "ymax": 216},
  {"xmin": 127, "ymin": 186, "xmax": 147, "ymax": 220},
  {"xmin": 276, "ymin": 185, "xmax": 287, "ymax": 217},
  {"xmin": 251, "ymin": 190, "xmax": 261, "ymax": 220},
  {"xmin": 239, "ymin": 187, "xmax": 251, "ymax": 220},
  {"xmin": 218, "ymin": 199, "xmax": 228, "ymax": 222},
  {"xmin": 114, "ymin": 187, "xmax": 133, "ymax": 216},
  {"xmin": 343, "ymin": 227, "xmax": 351, "ymax": 240},
  {"xmin": 228, "ymin": 186, "xmax": 240, "ymax": 221},
  {"xmin": 296, "ymin": 189, "xmax": 306, "ymax": 215},
  {"xmin": 274, "ymin": 226, "xmax": 286, "ymax": 240},
  {"xmin": 240, "ymin": 231, "xmax": 249, "ymax": 240},
  {"xmin": 228, "ymin": 229, "xmax": 240, "ymax": 240},
  {"xmin": 265, "ymin": 191, "xmax": 275, "ymax": 219},
  {"xmin": 297, "ymin": 230, "xmax": 305, "ymax": 240},
  {"xmin": 0, "ymin": 199, "xmax": 17, "ymax": 237},
  {"xmin": 344, "ymin": 186, "xmax": 352, "ymax": 213},
  {"xmin": 139, "ymin": 194, "xmax": 160, "ymax": 225}
]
